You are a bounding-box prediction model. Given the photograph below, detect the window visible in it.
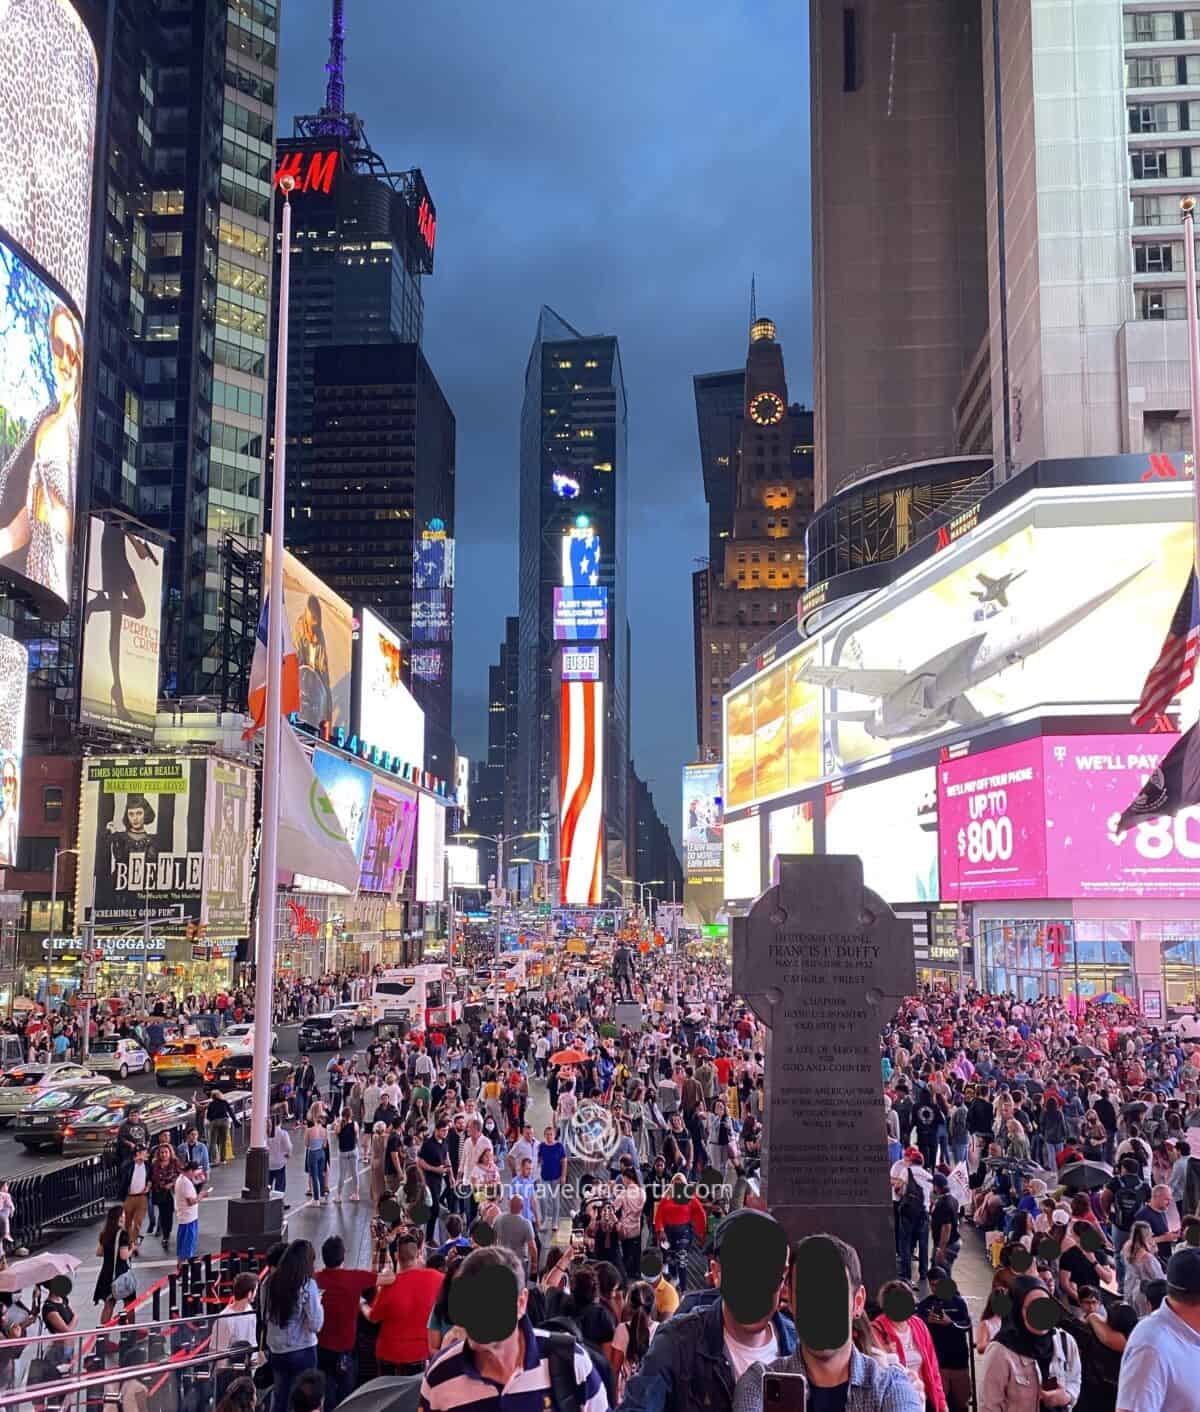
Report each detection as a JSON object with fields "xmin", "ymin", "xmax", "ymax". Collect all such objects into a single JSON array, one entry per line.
[
  {"xmin": 42, "ymin": 788, "xmax": 63, "ymax": 824},
  {"xmin": 15, "ymin": 837, "xmax": 58, "ymax": 872},
  {"xmin": 1133, "ymin": 194, "xmax": 1169, "ymax": 225},
  {"xmin": 151, "ymin": 189, "xmax": 185, "ymax": 215},
  {"xmin": 1139, "ymin": 286, "xmax": 1189, "ymax": 319},
  {"xmin": 1127, "ymin": 56, "xmax": 1179, "ymax": 87},
  {"xmin": 150, "ymin": 231, "xmax": 183, "ymax": 259}
]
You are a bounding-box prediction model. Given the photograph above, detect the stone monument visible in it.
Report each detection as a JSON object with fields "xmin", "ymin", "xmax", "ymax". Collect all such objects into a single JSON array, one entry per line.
[{"xmin": 732, "ymin": 854, "xmax": 914, "ymax": 1293}]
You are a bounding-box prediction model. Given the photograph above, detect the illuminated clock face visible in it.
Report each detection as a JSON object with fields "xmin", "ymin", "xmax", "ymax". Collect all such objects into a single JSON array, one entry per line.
[{"xmin": 749, "ymin": 391, "xmax": 785, "ymax": 426}]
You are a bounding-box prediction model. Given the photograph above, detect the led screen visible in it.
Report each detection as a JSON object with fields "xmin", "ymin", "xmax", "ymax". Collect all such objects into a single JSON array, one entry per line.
[
  {"xmin": 561, "ymin": 525, "xmax": 602, "ymax": 587},
  {"xmin": 562, "ymin": 646, "xmax": 600, "ymax": 682},
  {"xmin": 76, "ymin": 756, "xmax": 207, "ymax": 926},
  {"xmin": 356, "ymin": 606, "xmax": 425, "ymax": 770},
  {"xmin": 80, "ymin": 517, "xmax": 163, "ymax": 736},
  {"xmin": 0, "ymin": 636, "xmax": 27, "ymax": 868},
  {"xmin": 414, "ymin": 534, "xmax": 454, "ymax": 589},
  {"xmin": 310, "ymin": 747, "xmax": 372, "ymax": 862},
  {"xmin": 723, "ymin": 815, "xmax": 762, "ymax": 901},
  {"xmin": 411, "ymin": 648, "xmax": 443, "ymax": 682},
  {"xmin": 725, "ymin": 649, "xmax": 822, "ymax": 809},
  {"xmin": 264, "ymin": 536, "xmax": 353, "ymax": 730},
  {"xmin": 559, "ymin": 679, "xmax": 604, "ymax": 904},
  {"xmin": 359, "ymin": 780, "xmax": 417, "ymax": 894},
  {"xmin": 682, "ymin": 763, "xmax": 723, "ymax": 877},
  {"xmin": 725, "ymin": 686, "xmax": 754, "ymax": 807},
  {"xmin": 939, "ymin": 732, "xmax": 1200, "ymax": 901},
  {"xmin": 767, "ymin": 801, "xmax": 815, "ymax": 882},
  {"xmin": 415, "ymin": 792, "xmax": 446, "ymax": 903},
  {"xmin": 554, "ymin": 587, "xmax": 608, "ymax": 642},
  {"xmin": 825, "ymin": 767, "xmax": 939, "ymax": 903},
  {"xmin": 446, "ymin": 843, "xmax": 481, "ymax": 888},
  {"xmin": 201, "ymin": 759, "xmax": 254, "ymax": 934},
  {"xmin": 412, "ymin": 589, "xmax": 452, "ymax": 642}
]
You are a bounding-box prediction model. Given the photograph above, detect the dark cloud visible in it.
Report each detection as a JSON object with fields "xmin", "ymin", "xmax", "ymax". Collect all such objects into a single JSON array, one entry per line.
[{"xmin": 279, "ymin": 0, "xmax": 811, "ymax": 841}]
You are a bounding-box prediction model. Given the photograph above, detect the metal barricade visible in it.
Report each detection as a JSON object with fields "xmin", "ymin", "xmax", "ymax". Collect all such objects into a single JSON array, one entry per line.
[{"xmin": 4, "ymin": 1154, "xmax": 123, "ymax": 1251}]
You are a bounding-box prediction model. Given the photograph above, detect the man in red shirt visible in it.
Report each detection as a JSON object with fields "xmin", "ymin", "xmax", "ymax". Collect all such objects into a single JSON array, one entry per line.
[
  {"xmin": 366, "ymin": 1231, "xmax": 443, "ymax": 1375},
  {"xmin": 314, "ymin": 1235, "xmax": 377, "ymax": 1407}
]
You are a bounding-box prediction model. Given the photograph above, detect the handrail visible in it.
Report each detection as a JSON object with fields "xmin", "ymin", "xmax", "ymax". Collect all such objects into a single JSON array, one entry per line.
[
  {"xmin": 0, "ymin": 1305, "xmax": 250, "ymax": 1354},
  {"xmin": 0, "ymin": 1345, "xmax": 254, "ymax": 1407}
]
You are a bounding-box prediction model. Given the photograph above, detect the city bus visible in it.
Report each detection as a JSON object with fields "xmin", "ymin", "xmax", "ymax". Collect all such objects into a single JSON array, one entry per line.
[{"xmin": 369, "ymin": 965, "xmax": 463, "ymax": 1031}]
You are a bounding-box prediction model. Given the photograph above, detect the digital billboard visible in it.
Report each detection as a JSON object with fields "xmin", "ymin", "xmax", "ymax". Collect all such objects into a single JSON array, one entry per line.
[
  {"xmin": 682, "ymin": 763, "xmax": 723, "ymax": 877},
  {"xmin": 723, "ymin": 815, "xmax": 762, "ymax": 902},
  {"xmin": 310, "ymin": 747, "xmax": 372, "ymax": 863},
  {"xmin": 201, "ymin": 759, "xmax": 254, "ymax": 934},
  {"xmin": 415, "ymin": 792, "xmax": 446, "ymax": 903},
  {"xmin": 560, "ymin": 679, "xmax": 604, "ymax": 905},
  {"xmin": 263, "ymin": 535, "xmax": 353, "ymax": 730},
  {"xmin": 412, "ymin": 590, "xmax": 452, "ymax": 642},
  {"xmin": 938, "ymin": 732, "xmax": 1200, "ymax": 901},
  {"xmin": 725, "ymin": 648, "xmax": 822, "ymax": 809},
  {"xmin": 561, "ymin": 524, "xmax": 601, "ymax": 587},
  {"xmin": 553, "ymin": 587, "xmax": 608, "ymax": 642},
  {"xmin": 356, "ymin": 606, "xmax": 425, "ymax": 770},
  {"xmin": 359, "ymin": 780, "xmax": 417, "ymax": 895},
  {"xmin": 0, "ymin": 636, "xmax": 27, "ymax": 868},
  {"xmin": 0, "ymin": 0, "xmax": 97, "ymax": 620},
  {"xmin": 562, "ymin": 646, "xmax": 600, "ymax": 682},
  {"xmin": 411, "ymin": 648, "xmax": 444, "ymax": 683},
  {"xmin": 808, "ymin": 493, "xmax": 1194, "ymax": 776},
  {"xmin": 76, "ymin": 757, "xmax": 207, "ymax": 926},
  {"xmin": 446, "ymin": 843, "xmax": 481, "ymax": 889},
  {"xmin": 80, "ymin": 517, "xmax": 163, "ymax": 736},
  {"xmin": 767, "ymin": 801, "xmax": 815, "ymax": 882},
  {"xmin": 825, "ymin": 767, "xmax": 939, "ymax": 904},
  {"xmin": 414, "ymin": 533, "xmax": 454, "ymax": 589}
]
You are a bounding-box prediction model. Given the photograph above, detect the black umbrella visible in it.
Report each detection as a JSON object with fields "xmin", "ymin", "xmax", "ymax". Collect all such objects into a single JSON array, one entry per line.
[
  {"xmin": 1071, "ymin": 1045, "xmax": 1103, "ymax": 1061},
  {"xmin": 334, "ymin": 1377, "xmax": 422, "ymax": 1412},
  {"xmin": 1122, "ymin": 1101, "xmax": 1149, "ymax": 1120},
  {"xmin": 1057, "ymin": 1159, "xmax": 1113, "ymax": 1192}
]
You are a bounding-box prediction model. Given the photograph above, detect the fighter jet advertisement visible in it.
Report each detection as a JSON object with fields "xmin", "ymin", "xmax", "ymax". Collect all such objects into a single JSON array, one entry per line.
[{"xmin": 808, "ymin": 501, "xmax": 1195, "ymax": 776}]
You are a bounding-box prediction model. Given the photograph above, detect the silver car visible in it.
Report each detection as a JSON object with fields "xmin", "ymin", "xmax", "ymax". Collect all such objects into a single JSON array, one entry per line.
[{"xmin": 0, "ymin": 1063, "xmax": 99, "ymax": 1122}]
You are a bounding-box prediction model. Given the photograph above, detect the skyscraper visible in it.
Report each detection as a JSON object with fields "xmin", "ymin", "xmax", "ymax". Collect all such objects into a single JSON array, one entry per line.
[{"xmin": 517, "ymin": 307, "xmax": 630, "ymax": 903}]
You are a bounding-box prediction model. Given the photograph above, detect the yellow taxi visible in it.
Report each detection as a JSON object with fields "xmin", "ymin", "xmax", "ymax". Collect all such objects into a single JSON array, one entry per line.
[{"xmin": 153, "ymin": 1036, "xmax": 230, "ymax": 1087}]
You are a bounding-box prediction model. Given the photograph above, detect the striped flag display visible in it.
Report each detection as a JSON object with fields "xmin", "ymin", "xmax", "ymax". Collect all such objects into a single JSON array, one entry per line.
[
  {"xmin": 1132, "ymin": 569, "xmax": 1200, "ymax": 725},
  {"xmin": 559, "ymin": 679, "xmax": 605, "ymax": 905}
]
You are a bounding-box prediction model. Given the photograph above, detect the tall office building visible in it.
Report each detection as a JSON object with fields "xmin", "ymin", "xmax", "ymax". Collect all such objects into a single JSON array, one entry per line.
[
  {"xmin": 809, "ymin": 0, "xmax": 988, "ymax": 504},
  {"xmin": 693, "ymin": 318, "xmax": 813, "ymax": 761},
  {"xmin": 468, "ymin": 615, "xmax": 518, "ymax": 882},
  {"xmin": 517, "ymin": 307, "xmax": 630, "ymax": 903},
  {"xmin": 62, "ymin": 0, "xmax": 281, "ymax": 697}
]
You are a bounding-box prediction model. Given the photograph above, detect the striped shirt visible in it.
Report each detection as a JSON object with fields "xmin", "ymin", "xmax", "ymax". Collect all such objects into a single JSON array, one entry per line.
[{"xmin": 418, "ymin": 1317, "xmax": 608, "ymax": 1412}]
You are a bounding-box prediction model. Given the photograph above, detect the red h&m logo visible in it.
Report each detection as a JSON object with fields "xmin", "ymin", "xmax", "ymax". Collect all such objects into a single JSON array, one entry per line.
[
  {"xmin": 286, "ymin": 900, "xmax": 320, "ymax": 939},
  {"xmin": 417, "ymin": 195, "xmax": 436, "ymax": 253},
  {"xmin": 273, "ymin": 149, "xmax": 339, "ymax": 195}
]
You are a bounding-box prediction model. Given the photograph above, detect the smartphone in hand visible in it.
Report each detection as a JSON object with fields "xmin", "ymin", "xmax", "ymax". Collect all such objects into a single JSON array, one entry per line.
[{"xmin": 762, "ymin": 1372, "xmax": 807, "ymax": 1412}]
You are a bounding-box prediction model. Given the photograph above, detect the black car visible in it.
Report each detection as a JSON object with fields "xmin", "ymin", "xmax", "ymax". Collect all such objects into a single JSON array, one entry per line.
[
  {"xmin": 61, "ymin": 1095, "xmax": 195, "ymax": 1156},
  {"xmin": 208, "ymin": 1053, "xmax": 293, "ymax": 1100},
  {"xmin": 297, "ymin": 1014, "xmax": 352, "ymax": 1053},
  {"xmin": 12, "ymin": 1083, "xmax": 138, "ymax": 1152}
]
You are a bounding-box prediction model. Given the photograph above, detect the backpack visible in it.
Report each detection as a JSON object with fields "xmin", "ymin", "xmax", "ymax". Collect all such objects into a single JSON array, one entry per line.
[
  {"xmin": 899, "ymin": 1168, "xmax": 926, "ymax": 1221},
  {"xmin": 1110, "ymin": 1177, "xmax": 1145, "ymax": 1229}
]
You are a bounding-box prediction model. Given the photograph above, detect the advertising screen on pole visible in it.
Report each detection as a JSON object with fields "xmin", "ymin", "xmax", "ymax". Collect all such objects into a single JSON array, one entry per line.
[
  {"xmin": 415, "ymin": 792, "xmax": 445, "ymax": 903},
  {"xmin": 201, "ymin": 759, "xmax": 254, "ymax": 933},
  {"xmin": 80, "ymin": 517, "xmax": 163, "ymax": 736},
  {"xmin": 310, "ymin": 747, "xmax": 372, "ymax": 863},
  {"xmin": 723, "ymin": 815, "xmax": 762, "ymax": 901},
  {"xmin": 446, "ymin": 843, "xmax": 480, "ymax": 889},
  {"xmin": 263, "ymin": 535, "xmax": 354, "ymax": 730},
  {"xmin": 356, "ymin": 606, "xmax": 425, "ymax": 770},
  {"xmin": 76, "ymin": 757, "xmax": 207, "ymax": 926},
  {"xmin": 939, "ymin": 732, "xmax": 1200, "ymax": 901},
  {"xmin": 359, "ymin": 780, "xmax": 417, "ymax": 894},
  {"xmin": 682, "ymin": 763, "xmax": 723, "ymax": 876},
  {"xmin": 0, "ymin": 637, "xmax": 27, "ymax": 869},
  {"xmin": 559, "ymin": 679, "xmax": 604, "ymax": 905},
  {"xmin": 825, "ymin": 767, "xmax": 939, "ymax": 903},
  {"xmin": 553, "ymin": 587, "xmax": 608, "ymax": 641},
  {"xmin": 0, "ymin": 0, "xmax": 97, "ymax": 620},
  {"xmin": 767, "ymin": 800, "xmax": 815, "ymax": 882}
]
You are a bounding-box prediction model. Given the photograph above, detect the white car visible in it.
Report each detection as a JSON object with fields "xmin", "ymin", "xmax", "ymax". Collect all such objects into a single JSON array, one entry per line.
[
  {"xmin": 87, "ymin": 1037, "xmax": 150, "ymax": 1079},
  {"xmin": 221, "ymin": 1023, "xmax": 277, "ymax": 1055},
  {"xmin": 1168, "ymin": 1014, "xmax": 1200, "ymax": 1041},
  {"xmin": 0, "ymin": 1063, "xmax": 99, "ymax": 1120},
  {"xmin": 332, "ymin": 1003, "xmax": 370, "ymax": 1030}
]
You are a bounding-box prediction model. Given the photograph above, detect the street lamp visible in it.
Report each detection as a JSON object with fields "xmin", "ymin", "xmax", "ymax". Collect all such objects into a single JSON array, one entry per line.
[
  {"xmin": 46, "ymin": 848, "xmax": 79, "ymax": 1014},
  {"xmin": 453, "ymin": 832, "xmax": 540, "ymax": 1013}
]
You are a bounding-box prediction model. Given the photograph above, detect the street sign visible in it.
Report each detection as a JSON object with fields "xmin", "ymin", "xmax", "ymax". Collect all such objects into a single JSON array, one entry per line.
[{"xmin": 77, "ymin": 991, "xmax": 97, "ymax": 1003}]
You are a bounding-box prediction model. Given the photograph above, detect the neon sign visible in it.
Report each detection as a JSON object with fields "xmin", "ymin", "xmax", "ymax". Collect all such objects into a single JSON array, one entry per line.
[
  {"xmin": 417, "ymin": 195, "xmax": 436, "ymax": 254},
  {"xmin": 273, "ymin": 149, "xmax": 339, "ymax": 195}
]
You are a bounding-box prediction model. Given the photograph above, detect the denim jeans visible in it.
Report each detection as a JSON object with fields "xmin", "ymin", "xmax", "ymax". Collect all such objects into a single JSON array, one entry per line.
[
  {"xmin": 950, "ymin": 1139, "xmax": 969, "ymax": 1165},
  {"xmin": 307, "ymin": 1148, "xmax": 328, "ymax": 1200},
  {"xmin": 898, "ymin": 1209, "xmax": 930, "ymax": 1281},
  {"xmin": 270, "ymin": 1166, "xmax": 287, "ymax": 1193},
  {"xmin": 317, "ymin": 1347, "xmax": 355, "ymax": 1412},
  {"xmin": 271, "ymin": 1345, "xmax": 317, "ymax": 1412}
]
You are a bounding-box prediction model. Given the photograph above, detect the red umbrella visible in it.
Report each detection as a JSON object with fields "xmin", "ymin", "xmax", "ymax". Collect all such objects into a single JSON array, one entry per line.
[{"xmin": 550, "ymin": 1048, "xmax": 588, "ymax": 1066}]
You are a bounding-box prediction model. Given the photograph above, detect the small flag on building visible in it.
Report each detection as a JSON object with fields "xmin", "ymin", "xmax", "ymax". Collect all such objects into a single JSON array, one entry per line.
[
  {"xmin": 243, "ymin": 595, "xmax": 300, "ymax": 739},
  {"xmin": 1116, "ymin": 722, "xmax": 1200, "ymax": 833},
  {"xmin": 1131, "ymin": 569, "xmax": 1200, "ymax": 725}
]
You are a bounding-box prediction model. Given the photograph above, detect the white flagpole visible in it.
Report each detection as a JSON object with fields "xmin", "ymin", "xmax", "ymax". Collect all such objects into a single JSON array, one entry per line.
[
  {"xmin": 247, "ymin": 176, "xmax": 294, "ymax": 1181},
  {"xmin": 1180, "ymin": 197, "xmax": 1200, "ymax": 574}
]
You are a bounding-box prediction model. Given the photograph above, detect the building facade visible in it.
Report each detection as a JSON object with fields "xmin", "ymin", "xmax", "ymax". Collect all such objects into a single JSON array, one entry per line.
[
  {"xmin": 630, "ymin": 768, "xmax": 683, "ymax": 906},
  {"xmin": 517, "ymin": 307, "xmax": 630, "ymax": 902}
]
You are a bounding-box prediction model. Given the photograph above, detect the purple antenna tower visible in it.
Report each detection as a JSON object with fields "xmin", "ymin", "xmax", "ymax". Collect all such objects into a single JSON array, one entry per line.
[{"xmin": 324, "ymin": 0, "xmax": 345, "ymax": 117}]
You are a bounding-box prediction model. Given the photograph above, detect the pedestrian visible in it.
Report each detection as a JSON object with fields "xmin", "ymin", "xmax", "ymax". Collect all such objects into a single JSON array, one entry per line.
[
  {"xmin": 174, "ymin": 1159, "xmax": 204, "ymax": 1262},
  {"xmin": 313, "ymin": 1235, "xmax": 376, "ymax": 1409},
  {"xmin": 304, "ymin": 1117, "xmax": 329, "ymax": 1204},
  {"xmin": 977, "ymin": 1275, "xmax": 1081, "ymax": 1411},
  {"xmin": 268, "ymin": 1115, "xmax": 293, "ymax": 1202},
  {"xmin": 211, "ymin": 1273, "xmax": 258, "ymax": 1356},
  {"xmin": 93, "ymin": 1205, "xmax": 133, "ymax": 1325},
  {"xmin": 205, "ymin": 1089, "xmax": 236, "ymax": 1166},
  {"xmin": 119, "ymin": 1143, "xmax": 151, "ymax": 1254},
  {"xmin": 365, "ymin": 1230, "xmax": 442, "ymax": 1375},
  {"xmin": 265, "ymin": 1239, "xmax": 324, "ymax": 1412},
  {"xmin": 331, "ymin": 1110, "xmax": 360, "ymax": 1203}
]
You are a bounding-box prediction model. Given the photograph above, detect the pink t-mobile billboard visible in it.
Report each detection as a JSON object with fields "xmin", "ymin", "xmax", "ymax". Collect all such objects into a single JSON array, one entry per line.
[{"xmin": 939, "ymin": 733, "xmax": 1200, "ymax": 901}]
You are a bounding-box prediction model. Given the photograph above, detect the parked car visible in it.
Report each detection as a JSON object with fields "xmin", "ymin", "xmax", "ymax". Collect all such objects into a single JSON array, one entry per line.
[
  {"xmin": 297, "ymin": 1013, "xmax": 353, "ymax": 1053},
  {"xmin": 220, "ymin": 1023, "xmax": 277, "ymax": 1055},
  {"xmin": 12, "ymin": 1083, "xmax": 137, "ymax": 1151},
  {"xmin": 86, "ymin": 1037, "xmax": 151, "ymax": 1080},
  {"xmin": 60, "ymin": 1094, "xmax": 195, "ymax": 1156},
  {"xmin": 0, "ymin": 1063, "xmax": 99, "ymax": 1123},
  {"xmin": 153, "ymin": 1037, "xmax": 230, "ymax": 1087},
  {"xmin": 207, "ymin": 1053, "xmax": 293, "ymax": 1100}
]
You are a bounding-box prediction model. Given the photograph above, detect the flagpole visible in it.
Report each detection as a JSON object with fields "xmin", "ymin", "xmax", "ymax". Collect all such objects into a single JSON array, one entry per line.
[
  {"xmin": 239, "ymin": 175, "xmax": 293, "ymax": 1221},
  {"xmin": 1180, "ymin": 197, "xmax": 1200, "ymax": 574}
]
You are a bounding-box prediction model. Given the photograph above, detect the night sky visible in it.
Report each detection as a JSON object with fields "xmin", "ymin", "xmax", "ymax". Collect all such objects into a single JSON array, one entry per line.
[{"xmin": 278, "ymin": 1, "xmax": 810, "ymax": 845}]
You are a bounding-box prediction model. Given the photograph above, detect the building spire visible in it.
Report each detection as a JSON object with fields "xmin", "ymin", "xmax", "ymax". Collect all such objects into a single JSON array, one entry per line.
[
  {"xmin": 324, "ymin": 0, "xmax": 346, "ymax": 117},
  {"xmin": 750, "ymin": 273, "xmax": 757, "ymax": 327}
]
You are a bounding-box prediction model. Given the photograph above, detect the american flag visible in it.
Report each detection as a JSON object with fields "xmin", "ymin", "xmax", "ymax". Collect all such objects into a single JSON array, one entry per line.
[{"xmin": 1132, "ymin": 568, "xmax": 1200, "ymax": 725}]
